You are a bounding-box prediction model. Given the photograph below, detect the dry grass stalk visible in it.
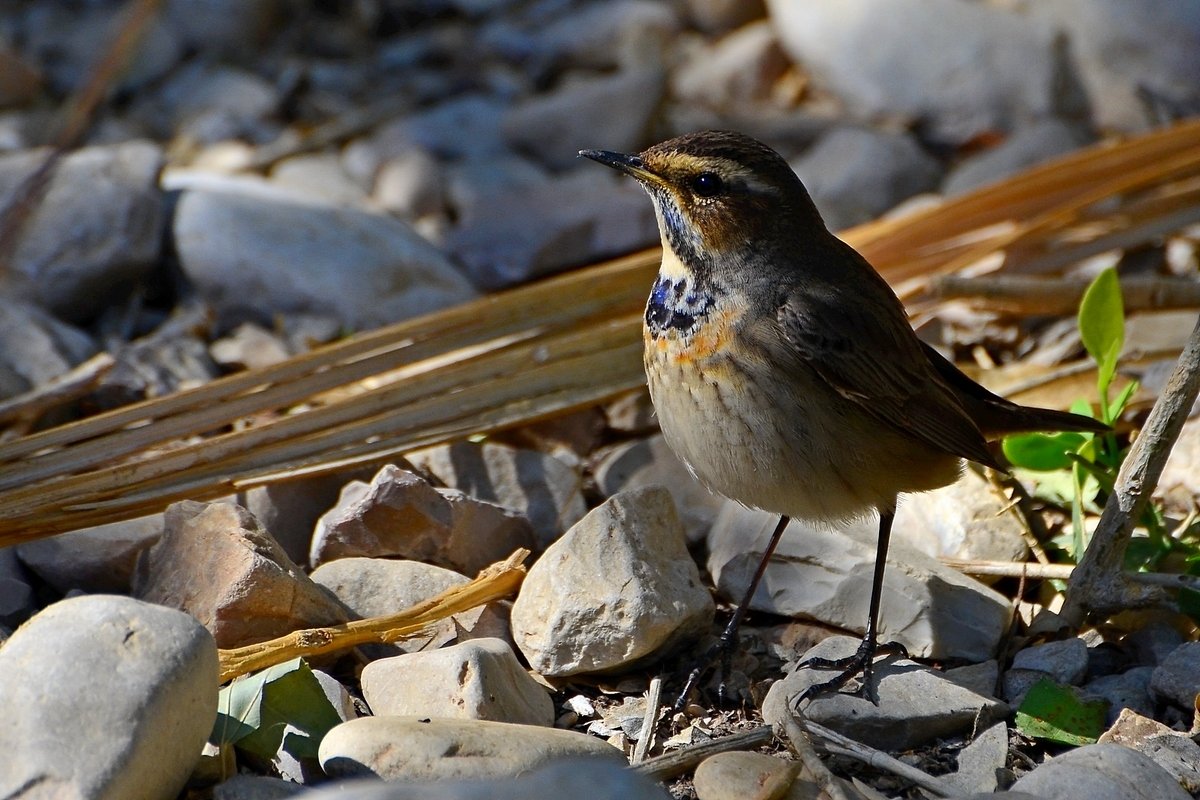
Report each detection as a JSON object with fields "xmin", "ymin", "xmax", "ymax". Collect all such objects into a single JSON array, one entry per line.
[{"xmin": 217, "ymin": 548, "xmax": 529, "ymax": 683}]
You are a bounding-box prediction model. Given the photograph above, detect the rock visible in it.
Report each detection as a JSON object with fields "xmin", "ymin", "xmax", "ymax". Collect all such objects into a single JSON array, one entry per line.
[
  {"xmin": 164, "ymin": 0, "xmax": 283, "ymax": 55},
  {"xmin": 592, "ymin": 435, "xmax": 724, "ymax": 545},
  {"xmin": 0, "ymin": 595, "xmax": 218, "ymax": 800},
  {"xmin": 1083, "ymin": 667, "xmax": 1156, "ymax": 724},
  {"xmin": 301, "ymin": 756, "xmax": 668, "ymax": 800},
  {"xmin": 0, "ymin": 546, "xmax": 35, "ymax": 628},
  {"xmin": 684, "ymin": 0, "xmax": 767, "ymax": 35},
  {"xmin": 173, "ymin": 185, "xmax": 476, "ymax": 331},
  {"xmin": 1031, "ymin": 1, "xmax": 1200, "ymax": 131},
  {"xmin": 214, "ymin": 774, "xmax": 306, "ymax": 800},
  {"xmin": 16, "ymin": 513, "xmax": 163, "ymax": 594},
  {"xmin": 1124, "ymin": 621, "xmax": 1185, "ymax": 668},
  {"xmin": 1149, "ymin": 641, "xmax": 1200, "ymax": 708},
  {"xmin": 523, "ymin": 2, "xmax": 681, "ymax": 72},
  {"xmin": 503, "ymin": 69, "xmax": 666, "ymax": 170},
  {"xmin": 309, "ymin": 465, "xmax": 535, "ymax": 575},
  {"xmin": 944, "ymin": 660, "xmax": 1002, "ymax": 699},
  {"xmin": 361, "ymin": 639, "xmax": 552, "ymax": 726},
  {"xmin": 137, "ymin": 62, "xmax": 279, "ymax": 143},
  {"xmin": 318, "ymin": 716, "xmax": 624, "ymax": 782},
  {"xmin": 511, "ymin": 487, "xmax": 714, "ymax": 677},
  {"xmin": 707, "ymin": 504, "xmax": 1010, "ymax": 661},
  {"xmin": 671, "ymin": 22, "xmax": 789, "ymax": 111},
  {"xmin": 1003, "ymin": 668, "xmax": 1054, "ymax": 708},
  {"xmin": 407, "ymin": 441, "xmax": 587, "ymax": 549},
  {"xmin": 93, "ymin": 328, "xmax": 220, "ymax": 409},
  {"xmin": 446, "ymin": 169, "xmax": 657, "ymax": 289},
  {"xmin": 133, "ymin": 500, "xmax": 348, "ymax": 648},
  {"xmin": 1098, "ymin": 708, "xmax": 1200, "ymax": 794},
  {"xmin": 269, "ymin": 153, "xmax": 371, "ymax": 208},
  {"xmin": 1012, "ymin": 638, "xmax": 1090, "ymax": 685},
  {"xmin": 0, "ymin": 297, "xmax": 96, "ymax": 400},
  {"xmin": 0, "ymin": 141, "xmax": 164, "ymax": 321},
  {"xmin": 892, "ymin": 469, "xmax": 1029, "ymax": 562},
  {"xmin": 790, "ymin": 127, "xmax": 942, "ymax": 231},
  {"xmin": 210, "ymin": 322, "xmax": 292, "ymax": 371},
  {"xmin": 444, "ymin": 155, "xmax": 549, "ymax": 222},
  {"xmin": 944, "ymin": 722, "xmax": 1009, "ymax": 796},
  {"xmin": 351, "ymin": 95, "xmax": 508, "ymax": 171},
  {"xmin": 603, "ymin": 389, "xmax": 657, "ymax": 434},
  {"xmin": 311, "ymin": 557, "xmax": 508, "ymax": 654},
  {"xmin": 944, "ymin": 119, "xmax": 1093, "ymax": 196},
  {"xmin": 374, "ymin": 149, "xmax": 445, "ymax": 219},
  {"xmin": 762, "ymin": 636, "xmax": 1008, "ymax": 751},
  {"xmin": 767, "ymin": 0, "xmax": 1059, "ymax": 143},
  {"xmin": 1010, "ymin": 743, "xmax": 1190, "ymax": 800},
  {"xmin": 693, "ymin": 751, "xmax": 812, "ymax": 800}
]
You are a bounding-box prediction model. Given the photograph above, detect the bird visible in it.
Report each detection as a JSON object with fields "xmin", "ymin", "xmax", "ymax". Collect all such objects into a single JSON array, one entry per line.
[{"xmin": 580, "ymin": 130, "xmax": 1108, "ymax": 706}]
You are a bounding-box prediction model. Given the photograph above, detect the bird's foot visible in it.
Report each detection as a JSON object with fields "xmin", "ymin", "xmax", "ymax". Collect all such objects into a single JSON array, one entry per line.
[
  {"xmin": 673, "ymin": 628, "xmax": 741, "ymax": 712},
  {"xmin": 792, "ymin": 637, "xmax": 908, "ymax": 707}
]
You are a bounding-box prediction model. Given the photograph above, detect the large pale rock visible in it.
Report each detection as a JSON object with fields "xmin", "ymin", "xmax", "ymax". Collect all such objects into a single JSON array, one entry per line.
[
  {"xmin": 511, "ymin": 487, "xmax": 714, "ymax": 676},
  {"xmin": 407, "ymin": 441, "xmax": 587, "ymax": 549},
  {"xmin": 17, "ymin": 514, "xmax": 163, "ymax": 594},
  {"xmin": 309, "ymin": 465, "xmax": 535, "ymax": 575},
  {"xmin": 707, "ymin": 504, "xmax": 1009, "ymax": 661},
  {"xmin": 892, "ymin": 468, "xmax": 1029, "ymax": 563},
  {"xmin": 1010, "ymin": 743, "xmax": 1190, "ymax": 800},
  {"xmin": 134, "ymin": 500, "xmax": 348, "ymax": 648},
  {"xmin": 0, "ymin": 141, "xmax": 164, "ymax": 321},
  {"xmin": 0, "ymin": 595, "xmax": 218, "ymax": 800},
  {"xmin": 173, "ymin": 186, "xmax": 476, "ymax": 330},
  {"xmin": 319, "ymin": 717, "xmax": 624, "ymax": 782},
  {"xmin": 361, "ymin": 639, "xmax": 552, "ymax": 726},
  {"xmin": 671, "ymin": 21, "xmax": 789, "ymax": 111}
]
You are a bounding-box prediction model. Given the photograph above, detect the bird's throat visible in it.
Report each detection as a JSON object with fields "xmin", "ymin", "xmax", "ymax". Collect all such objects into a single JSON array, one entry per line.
[{"xmin": 645, "ymin": 244, "xmax": 717, "ymax": 338}]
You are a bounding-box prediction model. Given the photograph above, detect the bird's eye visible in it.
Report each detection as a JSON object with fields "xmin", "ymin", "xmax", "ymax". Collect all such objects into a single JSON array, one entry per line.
[{"xmin": 691, "ymin": 172, "xmax": 724, "ymax": 198}]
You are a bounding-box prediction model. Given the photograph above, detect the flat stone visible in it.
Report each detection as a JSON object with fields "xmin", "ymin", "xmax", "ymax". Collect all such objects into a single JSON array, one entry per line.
[
  {"xmin": 0, "ymin": 141, "xmax": 164, "ymax": 321},
  {"xmin": 16, "ymin": 514, "xmax": 163, "ymax": 594},
  {"xmin": 1149, "ymin": 641, "xmax": 1200, "ymax": 708},
  {"xmin": 361, "ymin": 638, "xmax": 552, "ymax": 726},
  {"xmin": 173, "ymin": 185, "xmax": 476, "ymax": 331},
  {"xmin": 319, "ymin": 716, "xmax": 624, "ymax": 782},
  {"xmin": 511, "ymin": 487, "xmax": 714, "ymax": 677},
  {"xmin": 944, "ymin": 722, "xmax": 1009, "ymax": 796},
  {"xmin": 407, "ymin": 441, "xmax": 587, "ymax": 549},
  {"xmin": 762, "ymin": 636, "xmax": 1009, "ymax": 751},
  {"xmin": 1012, "ymin": 638, "xmax": 1090, "ymax": 685},
  {"xmin": 0, "ymin": 297, "xmax": 96, "ymax": 400},
  {"xmin": 0, "ymin": 595, "xmax": 217, "ymax": 800},
  {"xmin": 1098, "ymin": 708, "xmax": 1200, "ymax": 794},
  {"xmin": 1083, "ymin": 667, "xmax": 1156, "ymax": 725},
  {"xmin": 707, "ymin": 504, "xmax": 1009, "ymax": 661},
  {"xmin": 309, "ymin": 465, "xmax": 535, "ymax": 575},
  {"xmin": 133, "ymin": 500, "xmax": 348, "ymax": 648},
  {"xmin": 1010, "ymin": 743, "xmax": 1190, "ymax": 800},
  {"xmin": 693, "ymin": 751, "xmax": 815, "ymax": 800},
  {"xmin": 944, "ymin": 660, "xmax": 1001, "ymax": 699}
]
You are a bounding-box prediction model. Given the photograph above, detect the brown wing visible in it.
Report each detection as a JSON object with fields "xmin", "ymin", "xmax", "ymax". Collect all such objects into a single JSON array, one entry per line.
[{"xmin": 774, "ymin": 281, "xmax": 1003, "ymax": 470}]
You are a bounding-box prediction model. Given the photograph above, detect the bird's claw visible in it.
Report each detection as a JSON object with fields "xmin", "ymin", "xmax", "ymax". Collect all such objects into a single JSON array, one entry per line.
[{"xmin": 791, "ymin": 638, "xmax": 908, "ymax": 709}]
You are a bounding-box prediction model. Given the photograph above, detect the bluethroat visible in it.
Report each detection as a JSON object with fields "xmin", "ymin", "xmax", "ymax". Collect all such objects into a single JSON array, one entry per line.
[{"xmin": 581, "ymin": 130, "xmax": 1108, "ymax": 706}]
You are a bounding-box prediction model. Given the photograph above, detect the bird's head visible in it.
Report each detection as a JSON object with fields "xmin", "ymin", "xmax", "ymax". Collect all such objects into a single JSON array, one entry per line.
[{"xmin": 581, "ymin": 130, "xmax": 826, "ymax": 274}]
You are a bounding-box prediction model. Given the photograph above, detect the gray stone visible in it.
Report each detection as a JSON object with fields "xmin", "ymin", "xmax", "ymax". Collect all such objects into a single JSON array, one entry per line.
[
  {"xmin": 301, "ymin": 756, "xmax": 668, "ymax": 800},
  {"xmin": 134, "ymin": 500, "xmax": 348, "ymax": 649},
  {"xmin": 1125, "ymin": 621, "xmax": 1185, "ymax": 668},
  {"xmin": 1012, "ymin": 638, "xmax": 1090, "ymax": 685},
  {"xmin": 0, "ymin": 595, "xmax": 218, "ymax": 800},
  {"xmin": 671, "ymin": 22, "xmax": 789, "ymax": 111},
  {"xmin": 1010, "ymin": 743, "xmax": 1190, "ymax": 800},
  {"xmin": 1149, "ymin": 641, "xmax": 1200, "ymax": 708},
  {"xmin": 0, "ymin": 141, "xmax": 164, "ymax": 321},
  {"xmin": 790, "ymin": 127, "xmax": 942, "ymax": 232},
  {"xmin": 1098, "ymin": 708, "xmax": 1200, "ymax": 794},
  {"xmin": 944, "ymin": 119, "xmax": 1093, "ymax": 196},
  {"xmin": 530, "ymin": 2, "xmax": 682, "ymax": 71},
  {"xmin": 354, "ymin": 95, "xmax": 508, "ymax": 168},
  {"xmin": 309, "ymin": 465, "xmax": 535, "ymax": 576},
  {"xmin": 139, "ymin": 62, "xmax": 279, "ymax": 143},
  {"xmin": 407, "ymin": 441, "xmax": 587, "ymax": 549},
  {"xmin": 944, "ymin": 660, "xmax": 1001, "ymax": 699},
  {"xmin": 361, "ymin": 639, "xmax": 553, "ymax": 726},
  {"xmin": 1003, "ymin": 668, "xmax": 1053, "ymax": 708},
  {"xmin": 767, "ymin": 0, "xmax": 1059, "ymax": 143},
  {"xmin": 1083, "ymin": 667, "xmax": 1156, "ymax": 724},
  {"xmin": 444, "ymin": 155, "xmax": 549, "ymax": 222},
  {"xmin": 0, "ymin": 546, "xmax": 34, "ymax": 627},
  {"xmin": 214, "ymin": 774, "xmax": 305, "ymax": 800},
  {"xmin": 269, "ymin": 153, "xmax": 370, "ymax": 208},
  {"xmin": 944, "ymin": 722, "xmax": 1009, "ymax": 796},
  {"xmin": 0, "ymin": 297, "xmax": 96, "ymax": 400},
  {"xmin": 173, "ymin": 186, "xmax": 476, "ymax": 331},
  {"xmin": 762, "ymin": 636, "xmax": 1008, "ymax": 751},
  {"xmin": 210, "ymin": 322, "xmax": 292, "ymax": 372},
  {"xmin": 318, "ymin": 717, "xmax": 624, "ymax": 782},
  {"xmin": 503, "ymin": 69, "xmax": 666, "ymax": 171},
  {"xmin": 592, "ymin": 435, "xmax": 723, "ymax": 545},
  {"xmin": 512, "ymin": 487, "xmax": 713, "ymax": 677},
  {"xmin": 16, "ymin": 513, "xmax": 163, "ymax": 594},
  {"xmin": 374, "ymin": 149, "xmax": 445, "ymax": 219},
  {"xmin": 707, "ymin": 504, "xmax": 1009, "ymax": 661}
]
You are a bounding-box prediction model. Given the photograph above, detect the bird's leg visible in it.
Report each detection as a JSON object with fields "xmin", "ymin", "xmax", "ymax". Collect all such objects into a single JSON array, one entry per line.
[
  {"xmin": 794, "ymin": 509, "xmax": 908, "ymax": 706},
  {"xmin": 674, "ymin": 514, "xmax": 791, "ymax": 711}
]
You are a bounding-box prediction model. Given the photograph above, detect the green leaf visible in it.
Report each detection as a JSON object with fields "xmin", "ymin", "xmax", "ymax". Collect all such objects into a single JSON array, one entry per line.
[
  {"xmin": 1078, "ymin": 268, "xmax": 1124, "ymax": 397},
  {"xmin": 1015, "ymin": 678, "xmax": 1107, "ymax": 745},
  {"xmin": 1003, "ymin": 431, "xmax": 1088, "ymax": 471}
]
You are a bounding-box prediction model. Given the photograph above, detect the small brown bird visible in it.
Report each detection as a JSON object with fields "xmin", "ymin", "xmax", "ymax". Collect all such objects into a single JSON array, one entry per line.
[{"xmin": 581, "ymin": 131, "xmax": 1107, "ymax": 704}]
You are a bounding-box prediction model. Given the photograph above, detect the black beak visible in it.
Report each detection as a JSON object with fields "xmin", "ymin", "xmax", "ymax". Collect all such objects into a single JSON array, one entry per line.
[{"xmin": 579, "ymin": 149, "xmax": 667, "ymax": 188}]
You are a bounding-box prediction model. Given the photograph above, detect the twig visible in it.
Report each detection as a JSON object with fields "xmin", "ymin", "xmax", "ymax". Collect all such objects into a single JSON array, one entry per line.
[
  {"xmin": 944, "ymin": 557, "xmax": 1200, "ymax": 591},
  {"xmin": 984, "ymin": 470, "xmax": 1052, "ymax": 565},
  {"xmin": 0, "ymin": 353, "xmax": 116, "ymax": 429},
  {"xmin": 632, "ymin": 675, "xmax": 663, "ymax": 764},
  {"xmin": 217, "ymin": 549, "xmax": 528, "ymax": 682},
  {"xmin": 1062, "ymin": 312, "xmax": 1200, "ymax": 625},
  {"xmin": 777, "ymin": 715, "xmax": 856, "ymax": 800},
  {"xmin": 799, "ymin": 719, "xmax": 954, "ymax": 798},
  {"xmin": 936, "ymin": 275, "xmax": 1200, "ymax": 315},
  {"xmin": 631, "ymin": 725, "xmax": 776, "ymax": 782}
]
